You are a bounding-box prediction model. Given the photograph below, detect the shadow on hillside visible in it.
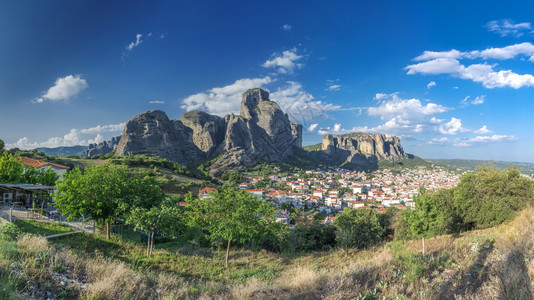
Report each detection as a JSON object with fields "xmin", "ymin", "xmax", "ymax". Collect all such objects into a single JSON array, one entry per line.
[
  {"xmin": 496, "ymin": 248, "xmax": 533, "ymax": 299},
  {"xmin": 436, "ymin": 240, "xmax": 495, "ymax": 299}
]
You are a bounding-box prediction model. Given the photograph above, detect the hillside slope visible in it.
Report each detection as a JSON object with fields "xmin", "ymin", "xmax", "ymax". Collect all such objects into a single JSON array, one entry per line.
[{"xmin": 5, "ymin": 206, "xmax": 534, "ymax": 299}]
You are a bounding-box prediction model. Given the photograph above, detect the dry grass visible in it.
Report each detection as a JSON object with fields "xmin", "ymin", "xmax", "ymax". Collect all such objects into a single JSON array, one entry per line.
[
  {"xmin": 8, "ymin": 207, "xmax": 534, "ymax": 299},
  {"xmin": 84, "ymin": 255, "xmax": 151, "ymax": 300}
]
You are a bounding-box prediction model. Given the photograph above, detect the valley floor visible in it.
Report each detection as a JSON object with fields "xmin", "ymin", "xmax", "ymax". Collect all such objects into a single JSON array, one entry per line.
[{"xmin": 2, "ymin": 208, "xmax": 534, "ymax": 299}]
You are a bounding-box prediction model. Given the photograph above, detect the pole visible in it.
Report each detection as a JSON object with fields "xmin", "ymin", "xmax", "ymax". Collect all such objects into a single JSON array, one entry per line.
[{"xmin": 422, "ymin": 236, "xmax": 425, "ymax": 256}]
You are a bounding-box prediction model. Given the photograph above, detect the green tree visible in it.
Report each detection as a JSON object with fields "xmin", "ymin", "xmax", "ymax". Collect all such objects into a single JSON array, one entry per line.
[
  {"xmin": 127, "ymin": 197, "xmax": 186, "ymax": 255},
  {"xmin": 53, "ymin": 163, "xmax": 164, "ymax": 239},
  {"xmin": 0, "ymin": 152, "xmax": 24, "ymax": 183},
  {"xmin": 335, "ymin": 208, "xmax": 386, "ymax": 249},
  {"xmin": 187, "ymin": 187, "xmax": 281, "ymax": 267},
  {"xmin": 0, "ymin": 139, "xmax": 4, "ymax": 152}
]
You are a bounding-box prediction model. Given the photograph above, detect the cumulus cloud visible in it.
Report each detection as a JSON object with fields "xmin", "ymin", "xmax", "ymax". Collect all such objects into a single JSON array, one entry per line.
[
  {"xmin": 263, "ymin": 48, "xmax": 303, "ymax": 74},
  {"xmin": 486, "ymin": 19, "xmax": 532, "ymax": 38},
  {"xmin": 307, "ymin": 123, "xmax": 318, "ymax": 132},
  {"xmin": 427, "ymin": 81, "xmax": 436, "ymax": 89},
  {"xmin": 453, "ymin": 134, "xmax": 517, "ymax": 147},
  {"xmin": 7, "ymin": 122, "xmax": 125, "ymax": 149},
  {"xmin": 181, "ymin": 76, "xmax": 274, "ymax": 115},
  {"xmin": 406, "ymin": 59, "xmax": 534, "ymax": 88},
  {"xmin": 318, "ymin": 93, "xmax": 452, "ymax": 136},
  {"xmin": 407, "ymin": 43, "xmax": 534, "ymax": 88},
  {"xmin": 271, "ymin": 81, "xmax": 341, "ymax": 124},
  {"xmin": 439, "ymin": 117, "xmax": 465, "ymax": 135},
  {"xmin": 474, "ymin": 125, "xmax": 492, "ymax": 134},
  {"xmin": 34, "ymin": 75, "xmax": 88, "ymax": 103},
  {"xmin": 149, "ymin": 100, "xmax": 166, "ymax": 104},
  {"xmin": 369, "ymin": 93, "xmax": 449, "ymax": 121}
]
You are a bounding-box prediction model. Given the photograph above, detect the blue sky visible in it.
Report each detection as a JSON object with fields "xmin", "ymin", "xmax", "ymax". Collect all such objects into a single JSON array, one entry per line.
[{"xmin": 1, "ymin": 0, "xmax": 534, "ymax": 162}]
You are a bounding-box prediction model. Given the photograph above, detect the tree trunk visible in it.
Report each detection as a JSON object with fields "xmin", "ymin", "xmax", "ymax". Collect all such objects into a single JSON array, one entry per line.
[
  {"xmin": 106, "ymin": 221, "xmax": 110, "ymax": 240},
  {"xmin": 150, "ymin": 230, "xmax": 155, "ymax": 256},
  {"xmin": 146, "ymin": 231, "xmax": 150, "ymax": 256},
  {"xmin": 225, "ymin": 239, "xmax": 232, "ymax": 268}
]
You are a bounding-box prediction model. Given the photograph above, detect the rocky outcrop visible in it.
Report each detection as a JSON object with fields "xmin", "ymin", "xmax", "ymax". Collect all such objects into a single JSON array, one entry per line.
[
  {"xmin": 114, "ymin": 110, "xmax": 204, "ymax": 164},
  {"xmin": 84, "ymin": 136, "xmax": 121, "ymax": 157},
  {"xmin": 210, "ymin": 89, "xmax": 302, "ymax": 176},
  {"xmin": 317, "ymin": 133, "xmax": 408, "ymax": 168},
  {"xmin": 180, "ymin": 111, "xmax": 226, "ymax": 156},
  {"xmin": 114, "ymin": 88, "xmax": 303, "ymax": 176}
]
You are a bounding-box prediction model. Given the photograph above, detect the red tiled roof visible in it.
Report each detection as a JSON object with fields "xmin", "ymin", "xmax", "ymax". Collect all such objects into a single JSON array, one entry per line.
[
  {"xmin": 20, "ymin": 157, "xmax": 70, "ymax": 169},
  {"xmin": 199, "ymin": 187, "xmax": 218, "ymax": 195}
]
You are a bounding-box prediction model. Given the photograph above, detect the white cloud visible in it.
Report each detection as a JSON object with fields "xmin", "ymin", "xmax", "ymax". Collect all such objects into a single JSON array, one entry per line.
[
  {"xmin": 326, "ymin": 84, "xmax": 342, "ymax": 91},
  {"xmin": 439, "ymin": 117, "xmax": 465, "ymax": 135},
  {"xmin": 368, "ymin": 93, "xmax": 449, "ymax": 121},
  {"xmin": 414, "ymin": 49, "xmax": 464, "ymax": 61},
  {"xmin": 271, "ymin": 81, "xmax": 341, "ymax": 124},
  {"xmin": 262, "ymin": 48, "xmax": 303, "ymax": 74},
  {"xmin": 461, "ymin": 95, "xmax": 486, "ymax": 106},
  {"xmin": 453, "ymin": 135, "xmax": 517, "ymax": 147},
  {"xmin": 407, "ymin": 42, "xmax": 534, "ymax": 89},
  {"xmin": 474, "ymin": 125, "xmax": 492, "ymax": 134},
  {"xmin": 126, "ymin": 34, "xmax": 143, "ymax": 51},
  {"xmin": 320, "ymin": 93, "xmax": 450, "ymax": 136},
  {"xmin": 307, "ymin": 123, "xmax": 318, "ymax": 132},
  {"xmin": 406, "ymin": 59, "xmax": 534, "ymax": 89},
  {"xmin": 413, "ymin": 43, "xmax": 534, "ymax": 62},
  {"xmin": 7, "ymin": 122, "xmax": 125, "ymax": 149},
  {"xmin": 282, "ymin": 24, "xmax": 292, "ymax": 31},
  {"xmin": 471, "ymin": 95, "xmax": 485, "ymax": 105},
  {"xmin": 181, "ymin": 76, "xmax": 274, "ymax": 116},
  {"xmin": 406, "ymin": 58, "xmax": 464, "ymax": 75},
  {"xmin": 35, "ymin": 75, "xmax": 88, "ymax": 103},
  {"xmin": 428, "ymin": 137, "xmax": 450, "ymax": 145},
  {"xmin": 486, "ymin": 19, "xmax": 532, "ymax": 38},
  {"xmin": 427, "ymin": 81, "xmax": 436, "ymax": 89},
  {"xmin": 473, "ymin": 43, "xmax": 534, "ymax": 61},
  {"xmin": 79, "ymin": 123, "xmax": 126, "ymax": 134},
  {"xmin": 149, "ymin": 100, "xmax": 166, "ymax": 104}
]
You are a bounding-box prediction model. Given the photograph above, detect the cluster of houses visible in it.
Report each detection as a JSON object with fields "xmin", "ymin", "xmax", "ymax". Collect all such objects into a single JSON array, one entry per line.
[{"xmin": 199, "ymin": 167, "xmax": 460, "ymax": 226}]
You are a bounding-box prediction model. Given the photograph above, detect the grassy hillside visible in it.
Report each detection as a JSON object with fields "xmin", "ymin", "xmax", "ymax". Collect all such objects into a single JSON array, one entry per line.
[
  {"xmin": 426, "ymin": 158, "xmax": 534, "ymax": 175},
  {"xmin": 3, "ymin": 206, "xmax": 534, "ymax": 299}
]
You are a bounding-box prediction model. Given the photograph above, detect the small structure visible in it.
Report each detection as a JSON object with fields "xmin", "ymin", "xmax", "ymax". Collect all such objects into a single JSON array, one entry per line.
[
  {"xmin": 0, "ymin": 183, "xmax": 55, "ymax": 207},
  {"xmin": 20, "ymin": 157, "xmax": 70, "ymax": 177}
]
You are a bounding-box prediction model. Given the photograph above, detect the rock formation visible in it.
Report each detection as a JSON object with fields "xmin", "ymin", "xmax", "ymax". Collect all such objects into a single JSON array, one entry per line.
[
  {"xmin": 114, "ymin": 110, "xmax": 204, "ymax": 165},
  {"xmin": 84, "ymin": 136, "xmax": 121, "ymax": 157},
  {"xmin": 317, "ymin": 132, "xmax": 408, "ymax": 168},
  {"xmin": 114, "ymin": 88, "xmax": 303, "ymax": 176}
]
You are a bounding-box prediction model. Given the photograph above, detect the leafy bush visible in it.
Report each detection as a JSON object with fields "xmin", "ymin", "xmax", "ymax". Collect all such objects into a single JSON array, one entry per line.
[
  {"xmin": 335, "ymin": 208, "xmax": 386, "ymax": 249},
  {"xmin": 0, "ymin": 223, "xmax": 20, "ymax": 241}
]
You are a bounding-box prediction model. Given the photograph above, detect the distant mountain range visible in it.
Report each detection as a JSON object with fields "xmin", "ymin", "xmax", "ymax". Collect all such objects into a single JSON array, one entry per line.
[
  {"xmin": 35, "ymin": 146, "xmax": 87, "ymax": 157},
  {"xmin": 425, "ymin": 158, "xmax": 534, "ymax": 175}
]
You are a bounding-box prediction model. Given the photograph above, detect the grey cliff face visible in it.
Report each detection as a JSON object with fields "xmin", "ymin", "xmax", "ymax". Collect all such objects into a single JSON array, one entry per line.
[
  {"xmin": 209, "ymin": 89, "xmax": 302, "ymax": 176},
  {"xmin": 180, "ymin": 111, "xmax": 226, "ymax": 156},
  {"xmin": 114, "ymin": 89, "xmax": 303, "ymax": 176},
  {"xmin": 114, "ymin": 110, "xmax": 204, "ymax": 164},
  {"xmin": 319, "ymin": 133, "xmax": 408, "ymax": 167}
]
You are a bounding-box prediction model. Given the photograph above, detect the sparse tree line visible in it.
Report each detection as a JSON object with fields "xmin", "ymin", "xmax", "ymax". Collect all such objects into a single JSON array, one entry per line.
[{"xmin": 1, "ymin": 137, "xmax": 532, "ymax": 266}]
